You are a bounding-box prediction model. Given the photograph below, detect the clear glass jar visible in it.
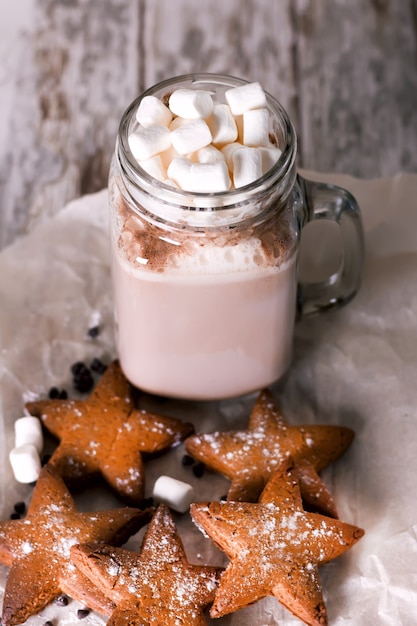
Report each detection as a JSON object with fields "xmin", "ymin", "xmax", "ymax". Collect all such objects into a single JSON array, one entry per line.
[{"xmin": 109, "ymin": 74, "xmax": 364, "ymax": 400}]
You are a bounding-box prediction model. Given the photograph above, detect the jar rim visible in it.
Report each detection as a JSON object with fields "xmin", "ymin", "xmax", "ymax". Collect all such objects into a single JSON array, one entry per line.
[{"xmin": 116, "ymin": 73, "xmax": 297, "ymax": 212}]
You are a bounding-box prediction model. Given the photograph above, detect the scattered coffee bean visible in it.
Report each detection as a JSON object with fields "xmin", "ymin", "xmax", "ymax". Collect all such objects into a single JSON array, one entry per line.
[
  {"xmin": 90, "ymin": 357, "xmax": 107, "ymax": 375},
  {"xmin": 87, "ymin": 325, "xmax": 100, "ymax": 338},
  {"xmin": 43, "ymin": 621, "xmax": 54, "ymax": 626},
  {"xmin": 77, "ymin": 609, "xmax": 90, "ymax": 619},
  {"xmin": 192, "ymin": 462, "xmax": 205, "ymax": 478},
  {"xmin": 71, "ymin": 362, "xmax": 94, "ymax": 393},
  {"xmin": 14, "ymin": 501, "xmax": 26, "ymax": 515},
  {"xmin": 48, "ymin": 387, "xmax": 67, "ymax": 399},
  {"xmin": 54, "ymin": 595, "xmax": 69, "ymax": 606},
  {"xmin": 181, "ymin": 454, "xmax": 195, "ymax": 466},
  {"xmin": 10, "ymin": 512, "xmax": 21, "ymax": 520}
]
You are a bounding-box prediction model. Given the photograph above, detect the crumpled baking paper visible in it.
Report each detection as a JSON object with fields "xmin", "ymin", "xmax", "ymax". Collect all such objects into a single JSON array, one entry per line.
[{"xmin": 0, "ymin": 172, "xmax": 416, "ymax": 625}]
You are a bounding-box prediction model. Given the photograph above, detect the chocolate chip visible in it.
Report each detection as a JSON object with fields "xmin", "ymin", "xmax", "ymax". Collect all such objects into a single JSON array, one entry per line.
[
  {"xmin": 181, "ymin": 454, "xmax": 195, "ymax": 466},
  {"xmin": 14, "ymin": 501, "xmax": 26, "ymax": 515},
  {"xmin": 54, "ymin": 595, "xmax": 69, "ymax": 606},
  {"xmin": 87, "ymin": 325, "xmax": 100, "ymax": 338},
  {"xmin": 77, "ymin": 609, "xmax": 90, "ymax": 619},
  {"xmin": 71, "ymin": 362, "xmax": 94, "ymax": 393},
  {"xmin": 192, "ymin": 463, "xmax": 205, "ymax": 478},
  {"xmin": 90, "ymin": 358, "xmax": 107, "ymax": 374},
  {"xmin": 48, "ymin": 387, "xmax": 60, "ymax": 399}
]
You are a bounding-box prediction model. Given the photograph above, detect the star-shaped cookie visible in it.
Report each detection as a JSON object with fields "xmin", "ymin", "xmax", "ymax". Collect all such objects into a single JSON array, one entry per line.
[
  {"xmin": 71, "ymin": 504, "xmax": 222, "ymax": 626},
  {"xmin": 0, "ymin": 465, "xmax": 152, "ymax": 626},
  {"xmin": 191, "ymin": 462, "xmax": 364, "ymax": 626},
  {"xmin": 26, "ymin": 360, "xmax": 194, "ymax": 504},
  {"xmin": 185, "ymin": 389, "xmax": 353, "ymax": 517}
]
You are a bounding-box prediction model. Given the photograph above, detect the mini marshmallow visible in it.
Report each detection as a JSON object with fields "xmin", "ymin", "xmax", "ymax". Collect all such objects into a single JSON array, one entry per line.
[
  {"xmin": 169, "ymin": 89, "xmax": 214, "ymax": 120},
  {"xmin": 9, "ymin": 444, "xmax": 42, "ymax": 484},
  {"xmin": 225, "ymin": 81, "xmax": 267, "ymax": 115},
  {"xmin": 243, "ymin": 108, "xmax": 270, "ymax": 147},
  {"xmin": 170, "ymin": 119, "xmax": 212, "ymax": 155},
  {"xmin": 186, "ymin": 161, "xmax": 231, "ymax": 192},
  {"xmin": 138, "ymin": 154, "xmax": 167, "ymax": 181},
  {"xmin": 232, "ymin": 147, "xmax": 263, "ymax": 188},
  {"xmin": 15, "ymin": 416, "xmax": 43, "ymax": 453},
  {"xmin": 207, "ymin": 104, "xmax": 238, "ymax": 145},
  {"xmin": 128, "ymin": 124, "xmax": 171, "ymax": 161},
  {"xmin": 152, "ymin": 475, "xmax": 194, "ymax": 513},
  {"xmin": 195, "ymin": 145, "xmax": 225, "ymax": 164},
  {"xmin": 160, "ymin": 144, "xmax": 180, "ymax": 169},
  {"xmin": 221, "ymin": 142, "xmax": 244, "ymax": 170},
  {"xmin": 259, "ymin": 146, "xmax": 282, "ymax": 174},
  {"xmin": 136, "ymin": 95, "xmax": 173, "ymax": 128},
  {"xmin": 167, "ymin": 156, "xmax": 193, "ymax": 188},
  {"xmin": 169, "ymin": 116, "xmax": 192, "ymax": 131}
]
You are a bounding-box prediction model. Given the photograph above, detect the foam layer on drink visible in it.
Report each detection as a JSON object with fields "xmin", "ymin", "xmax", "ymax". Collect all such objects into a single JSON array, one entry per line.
[{"xmin": 114, "ymin": 190, "xmax": 295, "ymax": 275}]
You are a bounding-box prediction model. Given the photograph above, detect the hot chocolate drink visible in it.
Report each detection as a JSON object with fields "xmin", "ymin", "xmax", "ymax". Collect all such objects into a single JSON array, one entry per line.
[
  {"xmin": 109, "ymin": 74, "xmax": 364, "ymax": 400},
  {"xmin": 110, "ymin": 184, "xmax": 297, "ymax": 399}
]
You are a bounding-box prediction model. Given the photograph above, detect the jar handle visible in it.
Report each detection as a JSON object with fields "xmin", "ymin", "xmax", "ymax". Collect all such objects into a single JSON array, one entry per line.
[{"xmin": 297, "ymin": 175, "xmax": 365, "ymax": 316}]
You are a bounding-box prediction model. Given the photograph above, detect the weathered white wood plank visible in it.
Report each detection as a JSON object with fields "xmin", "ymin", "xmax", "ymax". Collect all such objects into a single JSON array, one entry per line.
[
  {"xmin": 0, "ymin": 0, "xmax": 140, "ymax": 248},
  {"xmin": 293, "ymin": 0, "xmax": 417, "ymax": 177},
  {"xmin": 143, "ymin": 0, "xmax": 297, "ymax": 121},
  {"xmin": 1, "ymin": 0, "xmax": 417, "ymax": 250}
]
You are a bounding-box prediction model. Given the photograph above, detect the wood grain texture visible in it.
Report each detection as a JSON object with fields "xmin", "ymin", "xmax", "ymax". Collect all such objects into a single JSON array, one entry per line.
[
  {"xmin": 292, "ymin": 0, "xmax": 417, "ymax": 177},
  {"xmin": 0, "ymin": 0, "xmax": 416, "ymax": 249}
]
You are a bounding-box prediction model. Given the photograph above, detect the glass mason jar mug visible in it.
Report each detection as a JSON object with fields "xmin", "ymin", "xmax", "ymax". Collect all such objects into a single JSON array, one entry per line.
[{"xmin": 109, "ymin": 74, "xmax": 364, "ymax": 400}]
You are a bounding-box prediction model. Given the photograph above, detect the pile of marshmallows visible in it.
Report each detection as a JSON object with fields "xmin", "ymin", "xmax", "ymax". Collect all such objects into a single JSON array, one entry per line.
[{"xmin": 128, "ymin": 81, "xmax": 282, "ymax": 193}]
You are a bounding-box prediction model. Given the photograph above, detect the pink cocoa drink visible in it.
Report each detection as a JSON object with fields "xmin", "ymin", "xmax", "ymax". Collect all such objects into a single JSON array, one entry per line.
[
  {"xmin": 109, "ymin": 74, "xmax": 364, "ymax": 400},
  {"xmin": 110, "ymin": 185, "xmax": 297, "ymax": 399}
]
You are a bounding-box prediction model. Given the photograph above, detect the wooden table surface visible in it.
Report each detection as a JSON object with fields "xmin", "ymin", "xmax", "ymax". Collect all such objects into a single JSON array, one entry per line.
[{"xmin": 1, "ymin": 0, "xmax": 416, "ymax": 250}]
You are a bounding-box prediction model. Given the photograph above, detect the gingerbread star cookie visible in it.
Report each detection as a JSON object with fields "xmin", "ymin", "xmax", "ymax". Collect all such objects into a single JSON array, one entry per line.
[
  {"xmin": 70, "ymin": 504, "xmax": 222, "ymax": 626},
  {"xmin": 0, "ymin": 465, "xmax": 152, "ymax": 626},
  {"xmin": 191, "ymin": 462, "xmax": 364, "ymax": 626},
  {"xmin": 185, "ymin": 389, "xmax": 353, "ymax": 517},
  {"xmin": 26, "ymin": 360, "xmax": 194, "ymax": 504}
]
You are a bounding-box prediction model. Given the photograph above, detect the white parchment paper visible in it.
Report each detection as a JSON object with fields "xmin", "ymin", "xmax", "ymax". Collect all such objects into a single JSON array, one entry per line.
[{"xmin": 0, "ymin": 172, "xmax": 417, "ymax": 625}]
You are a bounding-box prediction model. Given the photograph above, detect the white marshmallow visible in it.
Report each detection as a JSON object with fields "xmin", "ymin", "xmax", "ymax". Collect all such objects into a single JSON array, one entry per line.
[
  {"xmin": 170, "ymin": 119, "xmax": 212, "ymax": 155},
  {"xmin": 15, "ymin": 416, "xmax": 43, "ymax": 453},
  {"xmin": 225, "ymin": 82, "xmax": 267, "ymax": 115},
  {"xmin": 221, "ymin": 142, "xmax": 244, "ymax": 170},
  {"xmin": 160, "ymin": 145, "xmax": 180, "ymax": 169},
  {"xmin": 186, "ymin": 161, "xmax": 231, "ymax": 193},
  {"xmin": 207, "ymin": 104, "xmax": 238, "ymax": 145},
  {"xmin": 243, "ymin": 108, "xmax": 270, "ymax": 147},
  {"xmin": 128, "ymin": 124, "xmax": 171, "ymax": 161},
  {"xmin": 136, "ymin": 95, "xmax": 173, "ymax": 128},
  {"xmin": 259, "ymin": 146, "xmax": 282, "ymax": 174},
  {"xmin": 169, "ymin": 116, "xmax": 192, "ymax": 131},
  {"xmin": 169, "ymin": 89, "xmax": 214, "ymax": 120},
  {"xmin": 195, "ymin": 145, "xmax": 225, "ymax": 164},
  {"xmin": 167, "ymin": 156, "xmax": 193, "ymax": 188},
  {"xmin": 9, "ymin": 444, "xmax": 42, "ymax": 484},
  {"xmin": 152, "ymin": 475, "xmax": 195, "ymax": 513},
  {"xmin": 138, "ymin": 154, "xmax": 167, "ymax": 181},
  {"xmin": 232, "ymin": 147, "xmax": 263, "ymax": 188}
]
